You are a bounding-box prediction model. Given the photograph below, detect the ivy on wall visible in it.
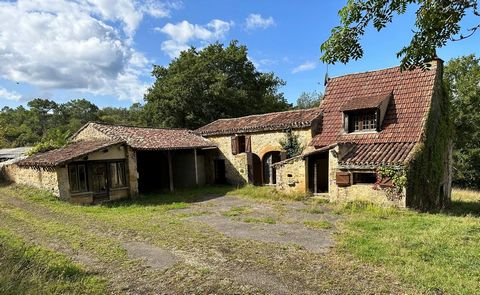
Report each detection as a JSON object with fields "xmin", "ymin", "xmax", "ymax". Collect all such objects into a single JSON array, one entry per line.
[
  {"xmin": 376, "ymin": 166, "xmax": 407, "ymax": 201},
  {"xmin": 405, "ymin": 74, "xmax": 453, "ymax": 210}
]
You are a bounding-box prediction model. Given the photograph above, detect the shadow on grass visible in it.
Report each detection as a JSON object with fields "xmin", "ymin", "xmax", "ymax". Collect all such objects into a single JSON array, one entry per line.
[
  {"xmin": 442, "ymin": 200, "xmax": 480, "ymax": 217},
  {"xmin": 102, "ymin": 185, "xmax": 237, "ymax": 208}
]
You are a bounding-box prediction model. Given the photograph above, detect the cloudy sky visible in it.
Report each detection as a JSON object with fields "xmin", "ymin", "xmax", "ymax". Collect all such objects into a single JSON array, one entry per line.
[{"xmin": 0, "ymin": 0, "xmax": 479, "ymax": 108}]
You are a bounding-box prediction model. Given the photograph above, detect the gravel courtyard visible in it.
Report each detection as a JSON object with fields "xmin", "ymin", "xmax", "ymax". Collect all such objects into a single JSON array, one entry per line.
[{"xmin": 0, "ymin": 185, "xmax": 416, "ymax": 294}]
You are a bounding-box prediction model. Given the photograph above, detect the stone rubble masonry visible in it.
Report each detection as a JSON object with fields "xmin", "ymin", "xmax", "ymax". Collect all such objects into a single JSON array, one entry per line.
[
  {"xmin": 275, "ymin": 157, "xmax": 307, "ymax": 194},
  {"xmin": 72, "ymin": 124, "xmax": 112, "ymax": 141},
  {"xmin": 2, "ymin": 164, "xmax": 62, "ymax": 197},
  {"xmin": 206, "ymin": 128, "xmax": 312, "ymax": 185}
]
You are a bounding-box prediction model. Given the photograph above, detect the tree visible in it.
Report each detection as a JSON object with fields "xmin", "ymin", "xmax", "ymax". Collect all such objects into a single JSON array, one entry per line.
[
  {"xmin": 144, "ymin": 41, "xmax": 291, "ymax": 129},
  {"xmin": 321, "ymin": 0, "xmax": 480, "ymax": 69},
  {"xmin": 279, "ymin": 129, "xmax": 304, "ymax": 158},
  {"xmin": 444, "ymin": 54, "xmax": 480, "ymax": 189},
  {"xmin": 295, "ymin": 91, "xmax": 323, "ymax": 109}
]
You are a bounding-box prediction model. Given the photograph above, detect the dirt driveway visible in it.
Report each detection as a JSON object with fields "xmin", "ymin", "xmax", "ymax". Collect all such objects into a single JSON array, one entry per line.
[
  {"xmin": 177, "ymin": 195, "xmax": 338, "ymax": 253},
  {"xmin": 0, "ymin": 185, "xmax": 415, "ymax": 294}
]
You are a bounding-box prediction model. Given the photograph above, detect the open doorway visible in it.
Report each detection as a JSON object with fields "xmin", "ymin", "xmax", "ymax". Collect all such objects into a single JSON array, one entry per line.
[
  {"xmin": 307, "ymin": 152, "xmax": 329, "ymax": 193},
  {"xmin": 137, "ymin": 151, "xmax": 170, "ymax": 193},
  {"xmin": 262, "ymin": 151, "xmax": 281, "ymax": 185}
]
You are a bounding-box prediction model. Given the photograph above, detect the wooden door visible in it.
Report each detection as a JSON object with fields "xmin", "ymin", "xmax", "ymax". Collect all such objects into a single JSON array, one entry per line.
[
  {"xmin": 247, "ymin": 152, "xmax": 262, "ymax": 186},
  {"xmin": 91, "ymin": 163, "xmax": 108, "ymax": 197}
]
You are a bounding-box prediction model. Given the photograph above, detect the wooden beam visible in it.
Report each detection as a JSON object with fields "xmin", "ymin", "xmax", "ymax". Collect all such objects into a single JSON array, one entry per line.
[
  {"xmin": 313, "ymin": 161, "xmax": 318, "ymax": 194},
  {"xmin": 168, "ymin": 150, "xmax": 174, "ymax": 192},
  {"xmin": 194, "ymin": 148, "xmax": 199, "ymax": 186}
]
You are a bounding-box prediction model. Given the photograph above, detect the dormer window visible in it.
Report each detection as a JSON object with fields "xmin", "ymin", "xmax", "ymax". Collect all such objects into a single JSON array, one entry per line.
[
  {"xmin": 340, "ymin": 91, "xmax": 392, "ymax": 134},
  {"xmin": 348, "ymin": 109, "xmax": 377, "ymax": 133}
]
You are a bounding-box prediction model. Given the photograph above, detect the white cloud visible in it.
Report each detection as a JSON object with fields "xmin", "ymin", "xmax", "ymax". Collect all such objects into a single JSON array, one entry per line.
[
  {"xmin": 0, "ymin": 0, "xmax": 176, "ymax": 102},
  {"xmin": 292, "ymin": 61, "xmax": 318, "ymax": 74},
  {"xmin": 156, "ymin": 19, "xmax": 233, "ymax": 58},
  {"xmin": 245, "ymin": 14, "xmax": 275, "ymax": 30},
  {"xmin": 0, "ymin": 87, "xmax": 21, "ymax": 101}
]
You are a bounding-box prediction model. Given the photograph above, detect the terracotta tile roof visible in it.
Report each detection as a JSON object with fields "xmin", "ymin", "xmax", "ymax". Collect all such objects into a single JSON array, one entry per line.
[
  {"xmin": 86, "ymin": 122, "xmax": 215, "ymax": 150},
  {"xmin": 309, "ymin": 61, "xmax": 441, "ymax": 166},
  {"xmin": 339, "ymin": 142, "xmax": 416, "ymax": 166},
  {"xmin": 17, "ymin": 140, "xmax": 123, "ymax": 167},
  {"xmin": 340, "ymin": 91, "xmax": 392, "ymax": 112},
  {"xmin": 195, "ymin": 108, "xmax": 322, "ymax": 136}
]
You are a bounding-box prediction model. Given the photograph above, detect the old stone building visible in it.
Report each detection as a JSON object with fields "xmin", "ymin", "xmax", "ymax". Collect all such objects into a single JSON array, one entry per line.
[
  {"xmin": 3, "ymin": 61, "xmax": 451, "ymax": 209},
  {"xmin": 274, "ymin": 59, "xmax": 452, "ymax": 209},
  {"xmin": 4, "ymin": 123, "xmax": 216, "ymax": 204},
  {"xmin": 195, "ymin": 109, "xmax": 322, "ymax": 186}
]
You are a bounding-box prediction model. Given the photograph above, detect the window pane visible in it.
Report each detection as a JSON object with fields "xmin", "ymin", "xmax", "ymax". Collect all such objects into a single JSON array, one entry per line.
[
  {"xmin": 110, "ymin": 162, "xmax": 126, "ymax": 188},
  {"xmin": 78, "ymin": 165, "xmax": 87, "ymax": 192},
  {"xmin": 110, "ymin": 163, "xmax": 119, "ymax": 188},
  {"xmin": 118, "ymin": 162, "xmax": 126, "ymax": 186},
  {"xmin": 69, "ymin": 165, "xmax": 79, "ymax": 192}
]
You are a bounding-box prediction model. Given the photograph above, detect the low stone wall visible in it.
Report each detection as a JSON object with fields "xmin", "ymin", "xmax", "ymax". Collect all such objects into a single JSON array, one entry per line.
[
  {"xmin": 2, "ymin": 164, "xmax": 61, "ymax": 196},
  {"xmin": 274, "ymin": 157, "xmax": 307, "ymax": 194}
]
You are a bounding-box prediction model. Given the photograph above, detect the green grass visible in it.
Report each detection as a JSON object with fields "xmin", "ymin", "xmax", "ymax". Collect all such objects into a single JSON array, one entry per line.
[
  {"xmin": 221, "ymin": 206, "xmax": 253, "ymax": 217},
  {"xmin": 299, "ymin": 206, "xmax": 324, "ymax": 214},
  {"xmin": 303, "ymin": 220, "xmax": 332, "ymax": 229},
  {"xmin": 227, "ymin": 185, "xmax": 308, "ymax": 201},
  {"xmin": 242, "ymin": 216, "xmax": 277, "ymax": 224},
  {"xmin": 337, "ymin": 189, "xmax": 480, "ymax": 295},
  {"xmin": 0, "ymin": 228, "xmax": 107, "ymax": 295}
]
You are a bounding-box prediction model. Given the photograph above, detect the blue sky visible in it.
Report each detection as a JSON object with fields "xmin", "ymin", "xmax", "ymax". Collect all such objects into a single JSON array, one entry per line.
[{"xmin": 0, "ymin": 0, "xmax": 479, "ymax": 109}]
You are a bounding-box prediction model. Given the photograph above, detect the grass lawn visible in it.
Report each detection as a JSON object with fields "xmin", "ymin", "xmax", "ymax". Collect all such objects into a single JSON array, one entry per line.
[
  {"xmin": 0, "ymin": 183, "xmax": 478, "ymax": 294},
  {"xmin": 336, "ymin": 189, "xmax": 480, "ymax": 295}
]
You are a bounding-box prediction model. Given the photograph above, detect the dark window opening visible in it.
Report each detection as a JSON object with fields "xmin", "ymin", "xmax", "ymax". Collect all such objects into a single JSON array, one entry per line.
[
  {"xmin": 353, "ymin": 172, "xmax": 377, "ymax": 184},
  {"xmin": 237, "ymin": 135, "xmax": 246, "ymax": 153},
  {"xmin": 109, "ymin": 162, "xmax": 127, "ymax": 188},
  {"xmin": 69, "ymin": 164, "xmax": 87, "ymax": 193},
  {"xmin": 347, "ymin": 109, "xmax": 377, "ymax": 133}
]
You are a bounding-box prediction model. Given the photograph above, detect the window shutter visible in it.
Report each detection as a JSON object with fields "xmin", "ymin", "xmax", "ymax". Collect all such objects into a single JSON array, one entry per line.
[
  {"xmin": 343, "ymin": 113, "xmax": 349, "ymax": 133},
  {"xmin": 336, "ymin": 171, "xmax": 351, "ymax": 187},
  {"xmin": 245, "ymin": 135, "xmax": 252, "ymax": 153},
  {"xmin": 231, "ymin": 136, "xmax": 238, "ymax": 155}
]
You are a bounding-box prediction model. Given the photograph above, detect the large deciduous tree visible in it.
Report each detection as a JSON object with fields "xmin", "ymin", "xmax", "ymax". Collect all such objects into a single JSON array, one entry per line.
[
  {"xmin": 444, "ymin": 54, "xmax": 480, "ymax": 189},
  {"xmin": 144, "ymin": 41, "xmax": 291, "ymax": 129},
  {"xmin": 321, "ymin": 0, "xmax": 479, "ymax": 69}
]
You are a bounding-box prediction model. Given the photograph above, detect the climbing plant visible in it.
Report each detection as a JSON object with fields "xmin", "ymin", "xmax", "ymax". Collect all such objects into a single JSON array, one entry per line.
[
  {"xmin": 376, "ymin": 166, "xmax": 408, "ymax": 201},
  {"xmin": 279, "ymin": 129, "xmax": 303, "ymax": 158}
]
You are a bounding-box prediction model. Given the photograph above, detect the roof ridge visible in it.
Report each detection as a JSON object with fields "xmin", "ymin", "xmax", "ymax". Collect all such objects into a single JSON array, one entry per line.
[
  {"xmin": 90, "ymin": 121, "xmax": 188, "ymax": 131},
  {"xmin": 327, "ymin": 64, "xmax": 401, "ymax": 81},
  {"xmin": 199, "ymin": 107, "xmax": 321, "ymax": 126}
]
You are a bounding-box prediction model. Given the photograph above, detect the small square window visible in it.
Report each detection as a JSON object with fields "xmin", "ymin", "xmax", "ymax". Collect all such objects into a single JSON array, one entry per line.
[{"xmin": 347, "ymin": 110, "xmax": 377, "ymax": 133}]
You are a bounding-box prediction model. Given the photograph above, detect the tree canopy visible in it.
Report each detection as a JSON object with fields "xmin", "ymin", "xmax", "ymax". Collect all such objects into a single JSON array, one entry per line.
[
  {"xmin": 444, "ymin": 54, "xmax": 480, "ymax": 189},
  {"xmin": 295, "ymin": 91, "xmax": 323, "ymax": 109},
  {"xmin": 321, "ymin": 0, "xmax": 480, "ymax": 69},
  {"xmin": 0, "ymin": 99, "xmax": 146, "ymax": 150},
  {"xmin": 144, "ymin": 41, "xmax": 291, "ymax": 129}
]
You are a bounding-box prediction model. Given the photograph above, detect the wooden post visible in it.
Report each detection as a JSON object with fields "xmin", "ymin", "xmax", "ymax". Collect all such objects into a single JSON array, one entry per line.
[
  {"xmin": 313, "ymin": 161, "xmax": 318, "ymax": 194},
  {"xmin": 194, "ymin": 148, "xmax": 199, "ymax": 186},
  {"xmin": 168, "ymin": 150, "xmax": 174, "ymax": 192}
]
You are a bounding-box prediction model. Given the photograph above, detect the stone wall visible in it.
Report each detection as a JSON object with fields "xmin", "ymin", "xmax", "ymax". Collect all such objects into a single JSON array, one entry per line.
[
  {"xmin": 328, "ymin": 146, "xmax": 406, "ymax": 207},
  {"xmin": 72, "ymin": 124, "xmax": 111, "ymax": 141},
  {"xmin": 206, "ymin": 128, "xmax": 311, "ymax": 185},
  {"xmin": 126, "ymin": 146, "xmax": 139, "ymax": 197},
  {"xmin": 2, "ymin": 164, "xmax": 61, "ymax": 196},
  {"xmin": 405, "ymin": 60, "xmax": 452, "ymax": 210},
  {"xmin": 274, "ymin": 157, "xmax": 307, "ymax": 194}
]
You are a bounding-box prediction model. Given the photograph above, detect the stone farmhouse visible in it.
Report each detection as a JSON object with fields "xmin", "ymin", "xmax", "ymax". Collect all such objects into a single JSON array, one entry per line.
[{"xmin": 2, "ymin": 60, "xmax": 451, "ymax": 209}]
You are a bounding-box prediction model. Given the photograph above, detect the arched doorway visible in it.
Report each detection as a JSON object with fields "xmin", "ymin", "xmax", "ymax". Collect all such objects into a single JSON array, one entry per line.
[
  {"xmin": 247, "ymin": 153, "xmax": 262, "ymax": 186},
  {"xmin": 262, "ymin": 151, "xmax": 281, "ymax": 185}
]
